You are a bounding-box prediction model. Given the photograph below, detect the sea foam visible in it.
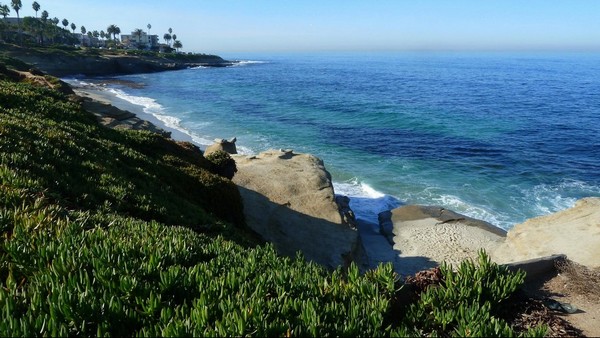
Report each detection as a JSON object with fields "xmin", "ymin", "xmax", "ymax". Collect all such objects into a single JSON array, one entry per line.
[
  {"xmin": 429, "ymin": 194, "xmax": 511, "ymax": 230},
  {"xmin": 333, "ymin": 178, "xmax": 402, "ymax": 225},
  {"xmin": 525, "ymin": 179, "xmax": 600, "ymax": 216},
  {"xmin": 233, "ymin": 60, "xmax": 267, "ymax": 66},
  {"xmin": 103, "ymin": 88, "xmax": 215, "ymax": 147}
]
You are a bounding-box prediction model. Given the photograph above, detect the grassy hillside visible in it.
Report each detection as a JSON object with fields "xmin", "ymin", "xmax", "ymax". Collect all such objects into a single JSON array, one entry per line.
[{"xmin": 0, "ymin": 62, "xmax": 547, "ymax": 336}]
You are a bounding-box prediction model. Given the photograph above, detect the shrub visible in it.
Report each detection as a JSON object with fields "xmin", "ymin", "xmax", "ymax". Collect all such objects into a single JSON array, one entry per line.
[
  {"xmin": 0, "ymin": 193, "xmax": 400, "ymax": 336},
  {"xmin": 205, "ymin": 150, "xmax": 238, "ymax": 180},
  {"xmin": 396, "ymin": 250, "xmax": 547, "ymax": 337},
  {"xmin": 0, "ymin": 78, "xmax": 244, "ymax": 227}
]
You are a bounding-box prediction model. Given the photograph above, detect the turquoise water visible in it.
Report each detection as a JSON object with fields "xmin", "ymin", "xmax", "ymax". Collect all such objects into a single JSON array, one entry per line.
[{"xmin": 71, "ymin": 52, "xmax": 600, "ymax": 229}]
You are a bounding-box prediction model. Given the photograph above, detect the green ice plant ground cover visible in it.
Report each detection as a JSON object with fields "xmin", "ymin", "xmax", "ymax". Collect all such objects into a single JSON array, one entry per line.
[{"xmin": 0, "ymin": 68, "xmax": 546, "ymax": 336}]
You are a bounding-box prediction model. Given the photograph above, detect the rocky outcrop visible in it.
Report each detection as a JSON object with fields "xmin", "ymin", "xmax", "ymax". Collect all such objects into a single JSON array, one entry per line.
[
  {"xmin": 381, "ymin": 205, "xmax": 506, "ymax": 275},
  {"xmin": 493, "ymin": 197, "xmax": 600, "ymax": 268},
  {"xmin": 232, "ymin": 149, "xmax": 359, "ymax": 268},
  {"xmin": 0, "ymin": 66, "xmax": 74, "ymax": 95},
  {"xmin": 1, "ymin": 44, "xmax": 233, "ymax": 77},
  {"xmin": 39, "ymin": 54, "xmax": 232, "ymax": 77},
  {"xmin": 75, "ymin": 91, "xmax": 171, "ymax": 137},
  {"xmin": 205, "ymin": 137, "xmax": 238, "ymax": 156}
]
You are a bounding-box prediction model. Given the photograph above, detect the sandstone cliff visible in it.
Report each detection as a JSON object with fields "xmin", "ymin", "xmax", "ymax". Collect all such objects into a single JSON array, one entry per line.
[
  {"xmin": 494, "ymin": 197, "xmax": 600, "ymax": 268},
  {"xmin": 232, "ymin": 149, "xmax": 359, "ymax": 269}
]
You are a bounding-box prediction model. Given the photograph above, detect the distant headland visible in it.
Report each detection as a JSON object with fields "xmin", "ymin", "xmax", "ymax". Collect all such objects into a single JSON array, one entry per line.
[{"xmin": 0, "ymin": 42, "xmax": 234, "ymax": 77}]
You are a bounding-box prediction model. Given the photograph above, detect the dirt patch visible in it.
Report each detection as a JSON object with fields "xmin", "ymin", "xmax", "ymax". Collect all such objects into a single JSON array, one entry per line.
[
  {"xmin": 511, "ymin": 259, "xmax": 600, "ymax": 337},
  {"xmin": 498, "ymin": 291, "xmax": 583, "ymax": 337},
  {"xmin": 536, "ymin": 261, "xmax": 600, "ymax": 337}
]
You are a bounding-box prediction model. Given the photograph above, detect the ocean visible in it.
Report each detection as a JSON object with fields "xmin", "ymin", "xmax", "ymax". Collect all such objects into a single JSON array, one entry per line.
[{"xmin": 66, "ymin": 52, "xmax": 600, "ymax": 230}]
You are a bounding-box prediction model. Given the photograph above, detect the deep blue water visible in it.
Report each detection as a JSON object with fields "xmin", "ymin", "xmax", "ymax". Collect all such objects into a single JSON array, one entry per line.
[{"xmin": 74, "ymin": 52, "xmax": 600, "ymax": 229}]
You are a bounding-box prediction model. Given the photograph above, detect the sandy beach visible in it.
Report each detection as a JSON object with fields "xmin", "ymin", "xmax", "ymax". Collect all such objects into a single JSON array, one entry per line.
[
  {"xmin": 378, "ymin": 205, "xmax": 506, "ymax": 275},
  {"xmin": 71, "ymin": 81, "xmax": 197, "ymax": 145}
]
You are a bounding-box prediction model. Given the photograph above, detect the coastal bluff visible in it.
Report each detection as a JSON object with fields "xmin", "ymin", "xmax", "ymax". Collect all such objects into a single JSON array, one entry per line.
[
  {"xmin": 0, "ymin": 43, "xmax": 233, "ymax": 77},
  {"xmin": 232, "ymin": 149, "xmax": 360, "ymax": 269}
]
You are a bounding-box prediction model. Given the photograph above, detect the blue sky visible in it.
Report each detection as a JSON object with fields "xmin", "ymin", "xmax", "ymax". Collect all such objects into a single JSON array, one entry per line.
[{"xmin": 12, "ymin": 0, "xmax": 600, "ymax": 54}]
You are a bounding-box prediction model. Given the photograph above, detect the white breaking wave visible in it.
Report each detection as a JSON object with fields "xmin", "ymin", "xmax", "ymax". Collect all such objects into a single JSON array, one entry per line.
[
  {"xmin": 231, "ymin": 60, "xmax": 267, "ymax": 67},
  {"xmin": 429, "ymin": 194, "xmax": 511, "ymax": 230},
  {"xmin": 107, "ymin": 88, "xmax": 187, "ymax": 134},
  {"xmin": 190, "ymin": 134, "xmax": 217, "ymax": 147},
  {"xmin": 107, "ymin": 88, "xmax": 164, "ymax": 115},
  {"xmin": 101, "ymin": 87, "xmax": 259, "ymax": 155},
  {"xmin": 332, "ymin": 177, "xmax": 509, "ymax": 230},
  {"xmin": 525, "ymin": 179, "xmax": 600, "ymax": 216},
  {"xmin": 333, "ymin": 178, "xmax": 401, "ymax": 225},
  {"xmin": 104, "ymin": 88, "xmax": 214, "ymax": 148},
  {"xmin": 189, "ymin": 61, "xmax": 266, "ymax": 69},
  {"xmin": 63, "ymin": 78, "xmax": 91, "ymax": 87}
]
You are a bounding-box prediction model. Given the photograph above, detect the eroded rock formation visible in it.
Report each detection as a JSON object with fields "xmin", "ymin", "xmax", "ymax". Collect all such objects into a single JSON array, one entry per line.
[
  {"xmin": 494, "ymin": 197, "xmax": 600, "ymax": 268},
  {"xmin": 205, "ymin": 137, "xmax": 238, "ymax": 155},
  {"xmin": 232, "ymin": 149, "xmax": 359, "ymax": 268}
]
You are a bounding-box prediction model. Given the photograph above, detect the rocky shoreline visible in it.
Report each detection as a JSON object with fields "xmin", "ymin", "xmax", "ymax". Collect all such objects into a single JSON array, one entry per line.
[
  {"xmin": 1, "ymin": 43, "xmax": 235, "ymax": 77},
  {"xmin": 17, "ymin": 63, "xmax": 598, "ymax": 335},
  {"xmin": 74, "ymin": 88, "xmax": 173, "ymax": 137},
  {"xmin": 11, "ymin": 57, "xmax": 595, "ymax": 333},
  {"xmin": 71, "ymin": 77, "xmax": 600, "ymax": 275}
]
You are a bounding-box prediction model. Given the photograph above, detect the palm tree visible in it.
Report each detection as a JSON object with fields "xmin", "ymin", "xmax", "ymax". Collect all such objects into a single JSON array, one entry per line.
[
  {"xmin": 61, "ymin": 18, "xmax": 68, "ymax": 29},
  {"xmin": 0, "ymin": 5, "xmax": 9, "ymax": 20},
  {"xmin": 106, "ymin": 24, "xmax": 120, "ymax": 41},
  {"xmin": 11, "ymin": 0, "xmax": 22, "ymax": 44},
  {"xmin": 50, "ymin": 17, "xmax": 58, "ymax": 42},
  {"xmin": 163, "ymin": 33, "xmax": 171, "ymax": 46},
  {"xmin": 70, "ymin": 22, "xmax": 76, "ymax": 34},
  {"xmin": 0, "ymin": 4, "xmax": 10, "ymax": 42},
  {"xmin": 80, "ymin": 25, "xmax": 86, "ymax": 45},
  {"xmin": 133, "ymin": 28, "xmax": 143, "ymax": 48},
  {"xmin": 32, "ymin": 1, "xmax": 39, "ymax": 17},
  {"xmin": 147, "ymin": 23, "xmax": 152, "ymax": 47},
  {"xmin": 106, "ymin": 25, "xmax": 114, "ymax": 39},
  {"xmin": 39, "ymin": 9, "xmax": 47, "ymax": 44},
  {"xmin": 172, "ymin": 33, "xmax": 176, "ymax": 42},
  {"xmin": 91, "ymin": 30, "xmax": 98, "ymax": 46},
  {"xmin": 173, "ymin": 40, "xmax": 182, "ymax": 52}
]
